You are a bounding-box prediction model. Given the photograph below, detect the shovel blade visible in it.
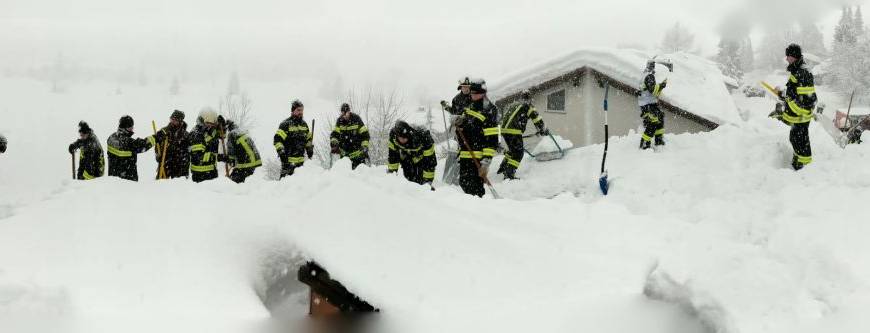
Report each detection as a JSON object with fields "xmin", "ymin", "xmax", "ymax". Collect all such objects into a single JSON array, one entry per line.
[{"xmin": 599, "ymin": 171, "xmax": 609, "ymax": 195}]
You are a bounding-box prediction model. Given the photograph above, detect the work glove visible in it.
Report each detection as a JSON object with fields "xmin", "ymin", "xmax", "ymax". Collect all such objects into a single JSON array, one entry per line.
[
  {"xmin": 307, "ymin": 151, "xmax": 313, "ymax": 159},
  {"xmin": 538, "ymin": 128, "xmax": 550, "ymax": 136},
  {"xmin": 478, "ymin": 158, "xmax": 491, "ymax": 178},
  {"xmin": 68, "ymin": 143, "xmax": 77, "ymax": 154},
  {"xmin": 660, "ymin": 78, "xmax": 668, "ymax": 89},
  {"xmin": 440, "ymin": 100, "xmax": 449, "ymax": 110},
  {"xmin": 453, "ymin": 114, "xmax": 466, "ymax": 128}
]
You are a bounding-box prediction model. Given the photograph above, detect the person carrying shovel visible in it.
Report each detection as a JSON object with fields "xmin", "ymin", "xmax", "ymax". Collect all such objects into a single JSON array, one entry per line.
[
  {"xmin": 497, "ymin": 89, "xmax": 548, "ymax": 180},
  {"xmin": 454, "ymin": 79, "xmax": 500, "ymax": 198}
]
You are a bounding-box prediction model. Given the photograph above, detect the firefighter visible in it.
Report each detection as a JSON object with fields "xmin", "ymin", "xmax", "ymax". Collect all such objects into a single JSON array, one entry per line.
[
  {"xmin": 638, "ymin": 60, "xmax": 668, "ymax": 149},
  {"xmin": 107, "ymin": 115, "xmax": 153, "ymax": 181},
  {"xmin": 68, "ymin": 121, "xmax": 105, "ymax": 180},
  {"xmin": 330, "ymin": 103, "xmax": 370, "ymax": 169},
  {"xmin": 387, "ymin": 121, "xmax": 437, "ymax": 185},
  {"xmin": 188, "ymin": 108, "xmax": 221, "ymax": 182},
  {"xmin": 222, "ymin": 120, "xmax": 262, "ymax": 183},
  {"xmin": 440, "ymin": 76, "xmax": 473, "ymax": 116},
  {"xmin": 769, "ymin": 44, "xmax": 817, "ymax": 170},
  {"xmin": 0, "ymin": 134, "xmax": 6, "ymax": 154},
  {"xmin": 274, "ymin": 100, "xmax": 313, "ymax": 178},
  {"xmin": 150, "ymin": 110, "xmax": 190, "ymax": 179},
  {"xmin": 454, "ymin": 80, "xmax": 499, "ymax": 197},
  {"xmin": 497, "ymin": 89, "xmax": 548, "ymax": 180}
]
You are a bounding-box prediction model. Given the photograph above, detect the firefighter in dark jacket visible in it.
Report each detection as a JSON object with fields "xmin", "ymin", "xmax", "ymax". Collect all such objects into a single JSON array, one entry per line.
[
  {"xmin": 222, "ymin": 120, "xmax": 262, "ymax": 183},
  {"xmin": 330, "ymin": 103, "xmax": 370, "ymax": 169},
  {"xmin": 769, "ymin": 44, "xmax": 817, "ymax": 170},
  {"xmin": 68, "ymin": 121, "xmax": 105, "ymax": 180},
  {"xmin": 387, "ymin": 121, "xmax": 437, "ymax": 185},
  {"xmin": 0, "ymin": 134, "xmax": 6, "ymax": 154},
  {"xmin": 497, "ymin": 89, "xmax": 548, "ymax": 180},
  {"xmin": 188, "ymin": 108, "xmax": 221, "ymax": 182},
  {"xmin": 150, "ymin": 110, "xmax": 190, "ymax": 179},
  {"xmin": 274, "ymin": 100, "xmax": 313, "ymax": 178},
  {"xmin": 455, "ymin": 80, "xmax": 499, "ymax": 197},
  {"xmin": 638, "ymin": 60, "xmax": 668, "ymax": 149},
  {"xmin": 107, "ymin": 115, "xmax": 153, "ymax": 181},
  {"xmin": 440, "ymin": 76, "xmax": 473, "ymax": 116}
]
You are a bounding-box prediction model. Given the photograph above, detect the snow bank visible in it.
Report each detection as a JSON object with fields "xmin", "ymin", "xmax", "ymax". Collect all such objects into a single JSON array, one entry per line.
[{"xmin": 489, "ymin": 48, "xmax": 742, "ymax": 125}]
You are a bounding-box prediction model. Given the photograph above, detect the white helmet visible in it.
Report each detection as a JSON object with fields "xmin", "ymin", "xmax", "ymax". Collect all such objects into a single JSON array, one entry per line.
[{"xmin": 198, "ymin": 107, "xmax": 218, "ymax": 124}]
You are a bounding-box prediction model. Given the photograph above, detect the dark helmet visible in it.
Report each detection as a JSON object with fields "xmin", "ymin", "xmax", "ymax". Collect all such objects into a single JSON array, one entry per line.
[
  {"xmin": 0, "ymin": 134, "xmax": 7, "ymax": 153},
  {"xmin": 521, "ymin": 89, "xmax": 531, "ymax": 101},
  {"xmin": 393, "ymin": 120, "xmax": 414, "ymax": 139},
  {"xmin": 119, "ymin": 115, "xmax": 134, "ymax": 129},
  {"xmin": 457, "ymin": 76, "xmax": 472, "ymax": 90},
  {"xmin": 340, "ymin": 103, "xmax": 351, "ymax": 112},
  {"xmin": 225, "ymin": 120, "xmax": 237, "ymax": 132},
  {"xmin": 291, "ymin": 99, "xmax": 304, "ymax": 111},
  {"xmin": 786, "ymin": 43, "xmax": 802, "ymax": 59},
  {"xmin": 646, "ymin": 60, "xmax": 656, "ymax": 72},
  {"xmin": 170, "ymin": 110, "xmax": 185, "ymax": 121},
  {"xmin": 78, "ymin": 121, "xmax": 92, "ymax": 134}
]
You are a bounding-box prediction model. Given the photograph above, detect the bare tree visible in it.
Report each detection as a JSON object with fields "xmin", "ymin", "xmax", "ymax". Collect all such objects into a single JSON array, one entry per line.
[
  {"xmin": 661, "ymin": 22, "xmax": 695, "ymax": 54},
  {"xmin": 344, "ymin": 86, "xmax": 407, "ymax": 165},
  {"xmin": 218, "ymin": 92, "xmax": 255, "ymax": 131}
]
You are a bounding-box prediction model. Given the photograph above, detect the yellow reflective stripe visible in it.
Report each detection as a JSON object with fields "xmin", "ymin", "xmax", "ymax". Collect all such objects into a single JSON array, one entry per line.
[
  {"xmin": 653, "ymin": 84, "xmax": 662, "ymax": 97},
  {"xmin": 205, "ymin": 134, "xmax": 214, "ymax": 143},
  {"xmin": 423, "ymin": 171, "xmax": 435, "ymax": 179},
  {"xmin": 789, "ymin": 75, "xmax": 798, "ymax": 83},
  {"xmin": 503, "ymin": 104, "xmax": 524, "ymax": 130},
  {"xmin": 236, "ymin": 135, "xmax": 261, "ymax": 169},
  {"xmin": 191, "ymin": 144, "xmax": 205, "ymax": 152},
  {"xmin": 655, "ymin": 129, "xmax": 665, "ymax": 135},
  {"xmin": 388, "ymin": 141, "xmax": 396, "ymax": 150},
  {"xmin": 796, "ymin": 87, "xmax": 816, "ymax": 95},
  {"xmin": 287, "ymin": 156, "xmax": 305, "ymax": 164},
  {"xmin": 336, "ymin": 125, "xmax": 360, "ymax": 132},
  {"xmin": 287, "ymin": 126, "xmax": 308, "ymax": 132},
  {"xmin": 423, "ymin": 146, "xmax": 435, "ymax": 156},
  {"xmin": 203, "ymin": 152, "xmax": 212, "ymax": 163},
  {"xmin": 330, "ymin": 138, "xmax": 339, "ymax": 143},
  {"xmin": 190, "ymin": 164, "xmax": 215, "ymax": 172},
  {"xmin": 388, "ymin": 163, "xmax": 400, "ymax": 171},
  {"xmin": 464, "ymin": 109, "xmax": 485, "ymax": 122},
  {"xmin": 275, "ymin": 129, "xmax": 288, "ymax": 140},
  {"xmin": 483, "ymin": 127, "xmax": 500, "ymax": 136},
  {"xmin": 642, "ymin": 134, "xmax": 652, "ymax": 142},
  {"xmin": 500, "ymin": 128, "xmax": 523, "ymax": 135},
  {"xmin": 794, "ymin": 154, "xmax": 813, "ymax": 165},
  {"xmin": 411, "ymin": 155, "xmax": 424, "ymax": 164},
  {"xmin": 531, "ymin": 116, "xmax": 543, "ymax": 123},
  {"xmin": 362, "ymin": 140, "xmax": 370, "ymax": 148},
  {"xmin": 359, "ymin": 126, "xmax": 368, "ymax": 134},
  {"xmin": 459, "ymin": 151, "xmax": 484, "ymax": 159},
  {"xmin": 274, "ymin": 142, "xmax": 284, "ymax": 151},
  {"xmin": 107, "ymin": 145, "xmax": 132, "ymax": 157},
  {"xmin": 505, "ymin": 156, "xmax": 520, "ymax": 168},
  {"xmin": 82, "ymin": 170, "xmax": 95, "ymax": 180},
  {"xmin": 787, "ymin": 99, "xmax": 813, "ymax": 116},
  {"xmin": 348, "ymin": 150, "xmax": 364, "ymax": 158},
  {"xmin": 482, "ymin": 148, "xmax": 496, "ymax": 157}
]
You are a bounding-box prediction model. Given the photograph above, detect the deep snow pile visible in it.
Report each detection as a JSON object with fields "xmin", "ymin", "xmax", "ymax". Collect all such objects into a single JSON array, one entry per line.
[
  {"xmin": 2, "ymin": 78, "xmax": 870, "ymax": 333},
  {"xmin": 489, "ymin": 48, "xmax": 742, "ymax": 125}
]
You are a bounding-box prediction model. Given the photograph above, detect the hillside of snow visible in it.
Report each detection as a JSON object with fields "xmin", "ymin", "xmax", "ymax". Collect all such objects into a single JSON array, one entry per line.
[{"xmin": 2, "ymin": 78, "xmax": 870, "ymax": 333}]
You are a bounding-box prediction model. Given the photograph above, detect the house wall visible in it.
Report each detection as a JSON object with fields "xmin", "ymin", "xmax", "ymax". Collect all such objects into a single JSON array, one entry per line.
[{"xmin": 527, "ymin": 76, "xmax": 709, "ymax": 147}]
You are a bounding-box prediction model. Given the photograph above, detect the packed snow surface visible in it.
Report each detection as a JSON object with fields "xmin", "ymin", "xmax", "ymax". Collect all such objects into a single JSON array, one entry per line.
[{"xmin": 1, "ymin": 79, "xmax": 870, "ymax": 333}]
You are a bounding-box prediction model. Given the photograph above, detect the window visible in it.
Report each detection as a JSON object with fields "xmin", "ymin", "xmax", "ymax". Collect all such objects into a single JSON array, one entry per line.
[{"xmin": 547, "ymin": 89, "xmax": 566, "ymax": 112}]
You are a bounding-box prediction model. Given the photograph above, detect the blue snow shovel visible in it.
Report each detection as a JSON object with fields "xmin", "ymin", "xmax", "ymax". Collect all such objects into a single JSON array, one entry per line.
[{"xmin": 599, "ymin": 85, "xmax": 610, "ymax": 195}]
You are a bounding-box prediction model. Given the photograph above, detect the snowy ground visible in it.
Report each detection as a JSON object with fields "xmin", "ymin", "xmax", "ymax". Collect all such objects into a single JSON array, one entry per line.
[{"xmin": 1, "ymin": 78, "xmax": 869, "ymax": 333}]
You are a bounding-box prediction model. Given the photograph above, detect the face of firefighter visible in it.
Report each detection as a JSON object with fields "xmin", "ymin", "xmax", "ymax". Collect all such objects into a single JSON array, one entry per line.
[
  {"xmin": 397, "ymin": 136, "xmax": 409, "ymax": 145},
  {"xmin": 460, "ymin": 85, "xmax": 471, "ymax": 94},
  {"xmin": 786, "ymin": 56, "xmax": 797, "ymax": 65},
  {"xmin": 471, "ymin": 92, "xmax": 485, "ymax": 101},
  {"xmin": 292, "ymin": 107, "xmax": 304, "ymax": 118},
  {"xmin": 341, "ymin": 111, "xmax": 351, "ymax": 120},
  {"xmin": 79, "ymin": 132, "xmax": 88, "ymax": 140},
  {"xmin": 170, "ymin": 118, "xmax": 181, "ymax": 127}
]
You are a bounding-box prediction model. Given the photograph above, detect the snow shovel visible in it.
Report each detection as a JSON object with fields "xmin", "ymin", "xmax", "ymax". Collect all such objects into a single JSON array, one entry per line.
[
  {"xmin": 70, "ymin": 152, "xmax": 76, "ymax": 180},
  {"xmin": 457, "ymin": 128, "xmax": 500, "ymax": 199},
  {"xmin": 599, "ymin": 85, "xmax": 611, "ymax": 195},
  {"xmin": 440, "ymin": 108, "xmax": 460, "ymax": 185},
  {"xmin": 522, "ymin": 132, "xmax": 565, "ymax": 162}
]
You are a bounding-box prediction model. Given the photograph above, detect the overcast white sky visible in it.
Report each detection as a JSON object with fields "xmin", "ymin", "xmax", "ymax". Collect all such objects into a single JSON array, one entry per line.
[{"xmin": 0, "ymin": 0, "xmax": 866, "ymax": 95}]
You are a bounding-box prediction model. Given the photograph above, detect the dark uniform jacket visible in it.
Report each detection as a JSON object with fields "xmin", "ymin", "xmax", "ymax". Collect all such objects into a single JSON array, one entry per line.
[
  {"xmin": 69, "ymin": 132, "xmax": 105, "ymax": 180},
  {"xmin": 274, "ymin": 116, "xmax": 313, "ymax": 167},
  {"xmin": 150, "ymin": 122, "xmax": 190, "ymax": 178},
  {"xmin": 448, "ymin": 92, "xmax": 473, "ymax": 116},
  {"xmin": 782, "ymin": 59, "xmax": 817, "ymax": 125},
  {"xmin": 500, "ymin": 102, "xmax": 545, "ymax": 136},
  {"xmin": 107, "ymin": 129, "xmax": 152, "ymax": 181},
  {"xmin": 387, "ymin": 124, "xmax": 437, "ymax": 183},
  {"xmin": 226, "ymin": 129, "xmax": 262, "ymax": 171},
  {"xmin": 456, "ymin": 98, "xmax": 499, "ymax": 161},
  {"xmin": 188, "ymin": 124, "xmax": 220, "ymax": 182},
  {"xmin": 330, "ymin": 113, "xmax": 370, "ymax": 161}
]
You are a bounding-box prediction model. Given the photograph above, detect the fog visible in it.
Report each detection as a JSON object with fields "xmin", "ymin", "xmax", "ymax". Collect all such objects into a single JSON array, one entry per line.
[{"xmin": 0, "ymin": 0, "xmax": 862, "ymax": 100}]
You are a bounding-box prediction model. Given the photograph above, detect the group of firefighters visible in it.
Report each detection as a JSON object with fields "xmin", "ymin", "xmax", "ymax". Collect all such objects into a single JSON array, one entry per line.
[{"xmin": 42, "ymin": 43, "xmax": 833, "ymax": 196}]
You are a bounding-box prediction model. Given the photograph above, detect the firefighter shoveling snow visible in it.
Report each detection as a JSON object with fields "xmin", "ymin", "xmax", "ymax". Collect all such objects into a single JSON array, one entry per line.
[{"xmin": 1, "ymin": 110, "xmax": 870, "ymax": 333}]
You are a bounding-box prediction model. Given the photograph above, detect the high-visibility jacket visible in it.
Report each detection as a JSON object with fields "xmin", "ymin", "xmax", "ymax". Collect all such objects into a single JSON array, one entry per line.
[
  {"xmin": 456, "ymin": 98, "xmax": 499, "ymax": 161},
  {"xmin": 274, "ymin": 116, "xmax": 312, "ymax": 166},
  {"xmin": 387, "ymin": 124, "xmax": 437, "ymax": 182},
  {"xmin": 69, "ymin": 133, "xmax": 105, "ymax": 180},
  {"xmin": 782, "ymin": 59, "xmax": 817, "ymax": 125},
  {"xmin": 638, "ymin": 71, "xmax": 667, "ymax": 107},
  {"xmin": 227, "ymin": 130, "xmax": 262, "ymax": 170},
  {"xmin": 188, "ymin": 124, "xmax": 219, "ymax": 180},
  {"xmin": 448, "ymin": 92, "xmax": 473, "ymax": 116},
  {"xmin": 330, "ymin": 113, "xmax": 370, "ymax": 160},
  {"xmin": 107, "ymin": 129, "xmax": 152, "ymax": 181},
  {"xmin": 500, "ymin": 102, "xmax": 545, "ymax": 136}
]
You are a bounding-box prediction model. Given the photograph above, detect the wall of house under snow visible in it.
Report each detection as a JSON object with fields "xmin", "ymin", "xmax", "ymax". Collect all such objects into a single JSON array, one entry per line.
[{"xmin": 525, "ymin": 76, "xmax": 709, "ymax": 147}]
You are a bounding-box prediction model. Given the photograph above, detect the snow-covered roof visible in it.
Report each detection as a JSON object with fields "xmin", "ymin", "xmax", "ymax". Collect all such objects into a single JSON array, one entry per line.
[{"xmin": 490, "ymin": 48, "xmax": 741, "ymax": 125}]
